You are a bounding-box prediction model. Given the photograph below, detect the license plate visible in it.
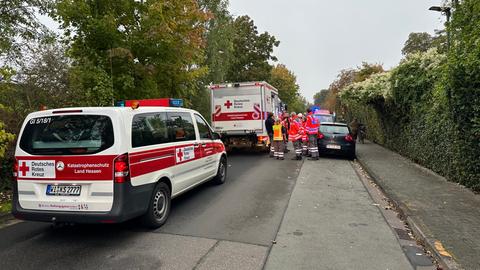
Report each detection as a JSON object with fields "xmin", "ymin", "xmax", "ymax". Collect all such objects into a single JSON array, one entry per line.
[
  {"xmin": 46, "ymin": 185, "xmax": 81, "ymax": 196},
  {"xmin": 326, "ymin": 144, "xmax": 341, "ymax": 150}
]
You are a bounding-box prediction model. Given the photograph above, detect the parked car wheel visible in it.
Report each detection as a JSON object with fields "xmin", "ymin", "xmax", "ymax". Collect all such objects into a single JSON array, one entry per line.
[
  {"xmin": 212, "ymin": 156, "xmax": 227, "ymax": 185},
  {"xmin": 142, "ymin": 182, "xmax": 171, "ymax": 228}
]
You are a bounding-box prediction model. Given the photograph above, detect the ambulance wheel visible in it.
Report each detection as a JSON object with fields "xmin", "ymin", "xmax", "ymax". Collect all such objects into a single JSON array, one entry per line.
[
  {"xmin": 212, "ymin": 157, "xmax": 227, "ymax": 185},
  {"xmin": 142, "ymin": 182, "xmax": 171, "ymax": 228}
]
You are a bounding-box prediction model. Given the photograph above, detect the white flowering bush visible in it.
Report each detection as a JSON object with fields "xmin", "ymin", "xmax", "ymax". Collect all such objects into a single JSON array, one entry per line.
[{"xmin": 340, "ymin": 71, "xmax": 391, "ymax": 104}]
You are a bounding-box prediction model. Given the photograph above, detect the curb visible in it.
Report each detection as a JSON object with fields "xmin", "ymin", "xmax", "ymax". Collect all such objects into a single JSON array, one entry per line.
[
  {"xmin": 356, "ymin": 155, "xmax": 463, "ymax": 270},
  {"xmin": 0, "ymin": 212, "xmax": 13, "ymax": 223}
]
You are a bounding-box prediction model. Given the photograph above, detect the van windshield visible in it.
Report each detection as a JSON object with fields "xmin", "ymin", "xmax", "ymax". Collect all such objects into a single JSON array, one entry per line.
[{"xmin": 20, "ymin": 115, "xmax": 114, "ymax": 155}]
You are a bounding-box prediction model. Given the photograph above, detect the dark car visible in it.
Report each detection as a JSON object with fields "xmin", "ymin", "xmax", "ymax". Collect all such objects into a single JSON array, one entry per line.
[{"xmin": 317, "ymin": 122, "xmax": 356, "ymax": 160}]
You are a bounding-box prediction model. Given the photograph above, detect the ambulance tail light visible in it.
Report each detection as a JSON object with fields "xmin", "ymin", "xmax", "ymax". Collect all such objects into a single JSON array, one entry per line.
[
  {"xmin": 13, "ymin": 159, "xmax": 18, "ymax": 181},
  {"xmin": 114, "ymin": 153, "xmax": 130, "ymax": 183},
  {"xmin": 257, "ymin": 136, "xmax": 269, "ymax": 143}
]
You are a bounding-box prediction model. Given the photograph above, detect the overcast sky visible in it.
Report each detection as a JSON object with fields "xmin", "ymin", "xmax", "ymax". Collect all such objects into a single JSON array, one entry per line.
[{"xmin": 229, "ymin": 0, "xmax": 445, "ymax": 101}]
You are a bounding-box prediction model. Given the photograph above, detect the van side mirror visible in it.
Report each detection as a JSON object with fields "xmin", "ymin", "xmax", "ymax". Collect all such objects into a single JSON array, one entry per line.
[{"xmin": 212, "ymin": 132, "xmax": 221, "ymax": 140}]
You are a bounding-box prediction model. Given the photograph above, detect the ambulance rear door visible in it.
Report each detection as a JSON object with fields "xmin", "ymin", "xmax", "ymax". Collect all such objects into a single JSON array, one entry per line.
[
  {"xmin": 211, "ymin": 84, "xmax": 264, "ymax": 134},
  {"xmin": 15, "ymin": 109, "xmax": 123, "ymax": 212}
]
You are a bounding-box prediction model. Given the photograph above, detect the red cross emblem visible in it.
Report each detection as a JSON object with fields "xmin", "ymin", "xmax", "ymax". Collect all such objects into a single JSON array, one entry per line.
[
  {"xmin": 224, "ymin": 100, "xmax": 233, "ymax": 109},
  {"xmin": 19, "ymin": 161, "xmax": 30, "ymax": 177},
  {"xmin": 177, "ymin": 149, "xmax": 184, "ymax": 161}
]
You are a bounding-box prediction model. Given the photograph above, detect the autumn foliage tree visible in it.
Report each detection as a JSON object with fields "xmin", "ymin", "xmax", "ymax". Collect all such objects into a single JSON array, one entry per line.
[
  {"xmin": 270, "ymin": 64, "xmax": 299, "ymax": 105},
  {"xmin": 226, "ymin": 15, "xmax": 279, "ymax": 82},
  {"xmin": 270, "ymin": 64, "xmax": 308, "ymax": 113},
  {"xmin": 55, "ymin": 0, "xmax": 209, "ymax": 105}
]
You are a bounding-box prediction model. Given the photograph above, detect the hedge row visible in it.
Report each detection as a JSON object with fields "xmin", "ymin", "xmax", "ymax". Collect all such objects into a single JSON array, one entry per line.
[{"xmin": 341, "ymin": 48, "xmax": 479, "ymax": 191}]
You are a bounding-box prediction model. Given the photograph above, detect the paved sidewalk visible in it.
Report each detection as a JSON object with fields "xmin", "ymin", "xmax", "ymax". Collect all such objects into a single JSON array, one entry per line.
[
  {"xmin": 265, "ymin": 158, "xmax": 412, "ymax": 270},
  {"xmin": 356, "ymin": 142, "xmax": 480, "ymax": 270}
]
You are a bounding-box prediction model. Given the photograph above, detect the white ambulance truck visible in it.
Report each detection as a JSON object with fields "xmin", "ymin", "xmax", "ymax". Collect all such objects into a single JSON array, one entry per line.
[{"xmin": 210, "ymin": 82, "xmax": 283, "ymax": 151}]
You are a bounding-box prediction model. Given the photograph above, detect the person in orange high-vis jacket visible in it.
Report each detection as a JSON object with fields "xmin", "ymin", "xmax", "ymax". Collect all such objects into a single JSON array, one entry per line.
[
  {"xmin": 288, "ymin": 112, "xmax": 303, "ymax": 160},
  {"xmin": 272, "ymin": 118, "xmax": 285, "ymax": 160},
  {"xmin": 299, "ymin": 114, "xmax": 308, "ymax": 156},
  {"xmin": 305, "ymin": 108, "xmax": 320, "ymax": 160}
]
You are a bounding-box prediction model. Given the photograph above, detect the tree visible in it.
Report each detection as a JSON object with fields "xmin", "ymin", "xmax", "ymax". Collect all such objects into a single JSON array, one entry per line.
[
  {"xmin": 402, "ymin": 32, "xmax": 433, "ymax": 55},
  {"xmin": 226, "ymin": 15, "xmax": 279, "ymax": 82},
  {"xmin": 0, "ymin": 0, "xmax": 53, "ymax": 63},
  {"xmin": 289, "ymin": 95, "xmax": 309, "ymax": 114},
  {"xmin": 270, "ymin": 64, "xmax": 300, "ymax": 108},
  {"xmin": 55, "ymin": 0, "xmax": 209, "ymax": 104},
  {"xmin": 200, "ymin": 0, "xmax": 235, "ymax": 84},
  {"xmin": 355, "ymin": 62, "xmax": 384, "ymax": 82},
  {"xmin": 322, "ymin": 62, "xmax": 383, "ymax": 112},
  {"xmin": 0, "ymin": 0, "xmax": 52, "ymax": 161},
  {"xmin": 323, "ymin": 69, "xmax": 357, "ymax": 111},
  {"xmin": 313, "ymin": 89, "xmax": 329, "ymax": 106}
]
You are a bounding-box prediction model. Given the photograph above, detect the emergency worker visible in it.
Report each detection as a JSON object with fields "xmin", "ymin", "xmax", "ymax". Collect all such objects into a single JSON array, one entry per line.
[
  {"xmin": 299, "ymin": 114, "xmax": 308, "ymax": 156},
  {"xmin": 288, "ymin": 112, "xmax": 302, "ymax": 160},
  {"xmin": 282, "ymin": 112, "xmax": 290, "ymax": 152},
  {"xmin": 265, "ymin": 112, "xmax": 275, "ymax": 157},
  {"xmin": 272, "ymin": 118, "xmax": 285, "ymax": 160},
  {"xmin": 305, "ymin": 108, "xmax": 320, "ymax": 160}
]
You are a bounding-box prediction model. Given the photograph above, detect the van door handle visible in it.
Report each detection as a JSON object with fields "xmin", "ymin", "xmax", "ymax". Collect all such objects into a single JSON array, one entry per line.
[
  {"xmin": 201, "ymin": 143, "xmax": 207, "ymax": 147},
  {"xmin": 194, "ymin": 143, "xmax": 200, "ymax": 148}
]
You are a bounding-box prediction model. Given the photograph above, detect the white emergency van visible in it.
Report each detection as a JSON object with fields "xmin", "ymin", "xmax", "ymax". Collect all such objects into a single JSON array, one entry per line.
[
  {"xmin": 210, "ymin": 82, "xmax": 283, "ymax": 150},
  {"xmin": 12, "ymin": 99, "xmax": 227, "ymax": 228}
]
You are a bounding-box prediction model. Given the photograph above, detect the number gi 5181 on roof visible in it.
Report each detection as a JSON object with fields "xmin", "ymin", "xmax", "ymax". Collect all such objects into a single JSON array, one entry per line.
[{"xmin": 12, "ymin": 100, "xmax": 227, "ymax": 228}]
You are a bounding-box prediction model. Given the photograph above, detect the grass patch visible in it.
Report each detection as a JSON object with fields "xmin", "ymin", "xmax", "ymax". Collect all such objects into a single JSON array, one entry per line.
[{"xmin": 0, "ymin": 201, "xmax": 12, "ymax": 214}]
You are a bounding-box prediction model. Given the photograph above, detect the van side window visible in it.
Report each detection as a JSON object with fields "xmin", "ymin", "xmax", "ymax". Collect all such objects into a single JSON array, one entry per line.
[
  {"xmin": 194, "ymin": 114, "xmax": 212, "ymax": 140},
  {"xmin": 132, "ymin": 112, "xmax": 171, "ymax": 148},
  {"xmin": 167, "ymin": 112, "xmax": 196, "ymax": 142}
]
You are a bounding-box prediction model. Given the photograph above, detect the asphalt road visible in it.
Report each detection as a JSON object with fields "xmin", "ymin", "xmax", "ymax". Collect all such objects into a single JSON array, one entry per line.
[{"xmin": 0, "ymin": 150, "xmax": 303, "ymax": 270}]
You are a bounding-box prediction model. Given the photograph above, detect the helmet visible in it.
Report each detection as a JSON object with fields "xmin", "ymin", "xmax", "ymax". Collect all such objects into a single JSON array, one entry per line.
[{"xmin": 297, "ymin": 113, "xmax": 303, "ymax": 118}]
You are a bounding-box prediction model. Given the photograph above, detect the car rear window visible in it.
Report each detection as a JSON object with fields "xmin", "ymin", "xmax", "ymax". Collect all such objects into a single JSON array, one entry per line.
[
  {"xmin": 320, "ymin": 125, "xmax": 350, "ymax": 134},
  {"xmin": 20, "ymin": 115, "xmax": 114, "ymax": 155}
]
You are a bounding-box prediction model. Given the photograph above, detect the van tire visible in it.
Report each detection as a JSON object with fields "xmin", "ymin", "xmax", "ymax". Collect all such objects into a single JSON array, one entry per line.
[
  {"xmin": 212, "ymin": 157, "xmax": 227, "ymax": 185},
  {"xmin": 142, "ymin": 182, "xmax": 171, "ymax": 229}
]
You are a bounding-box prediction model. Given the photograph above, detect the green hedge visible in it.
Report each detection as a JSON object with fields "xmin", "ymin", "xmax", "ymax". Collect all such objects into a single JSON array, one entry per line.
[{"xmin": 341, "ymin": 48, "xmax": 479, "ymax": 191}]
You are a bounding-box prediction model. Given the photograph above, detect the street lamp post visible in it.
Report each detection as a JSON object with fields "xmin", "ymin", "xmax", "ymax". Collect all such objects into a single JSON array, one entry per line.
[{"xmin": 429, "ymin": 5, "xmax": 452, "ymax": 50}]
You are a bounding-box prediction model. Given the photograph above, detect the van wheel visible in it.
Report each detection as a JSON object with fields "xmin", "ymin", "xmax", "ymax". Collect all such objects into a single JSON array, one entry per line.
[
  {"xmin": 142, "ymin": 182, "xmax": 171, "ymax": 229},
  {"xmin": 212, "ymin": 157, "xmax": 227, "ymax": 185}
]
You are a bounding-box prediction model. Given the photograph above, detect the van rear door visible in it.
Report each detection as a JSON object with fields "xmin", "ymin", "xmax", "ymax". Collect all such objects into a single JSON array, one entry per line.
[{"xmin": 16, "ymin": 113, "xmax": 118, "ymax": 212}]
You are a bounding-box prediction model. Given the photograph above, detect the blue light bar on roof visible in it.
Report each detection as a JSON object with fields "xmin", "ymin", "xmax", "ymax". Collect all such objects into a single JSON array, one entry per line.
[{"xmin": 169, "ymin": 98, "xmax": 183, "ymax": 107}]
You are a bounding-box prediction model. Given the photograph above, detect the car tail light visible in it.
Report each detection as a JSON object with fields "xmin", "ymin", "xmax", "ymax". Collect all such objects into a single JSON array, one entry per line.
[
  {"xmin": 13, "ymin": 159, "xmax": 18, "ymax": 180},
  {"xmin": 318, "ymin": 132, "xmax": 325, "ymax": 140},
  {"xmin": 114, "ymin": 153, "xmax": 130, "ymax": 183},
  {"xmin": 345, "ymin": 134, "xmax": 354, "ymax": 142}
]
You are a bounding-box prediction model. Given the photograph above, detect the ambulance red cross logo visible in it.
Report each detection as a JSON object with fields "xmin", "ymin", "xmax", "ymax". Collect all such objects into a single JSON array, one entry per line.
[
  {"xmin": 224, "ymin": 100, "xmax": 233, "ymax": 109},
  {"xmin": 176, "ymin": 146, "xmax": 195, "ymax": 163},
  {"xmin": 19, "ymin": 161, "xmax": 30, "ymax": 176},
  {"xmin": 17, "ymin": 160, "xmax": 56, "ymax": 178},
  {"xmin": 177, "ymin": 149, "xmax": 184, "ymax": 161}
]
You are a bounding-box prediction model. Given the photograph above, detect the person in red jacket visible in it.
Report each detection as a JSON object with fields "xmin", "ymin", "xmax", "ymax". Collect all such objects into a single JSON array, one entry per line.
[
  {"xmin": 305, "ymin": 108, "xmax": 320, "ymax": 160},
  {"xmin": 299, "ymin": 114, "xmax": 308, "ymax": 156},
  {"xmin": 288, "ymin": 112, "xmax": 303, "ymax": 160}
]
